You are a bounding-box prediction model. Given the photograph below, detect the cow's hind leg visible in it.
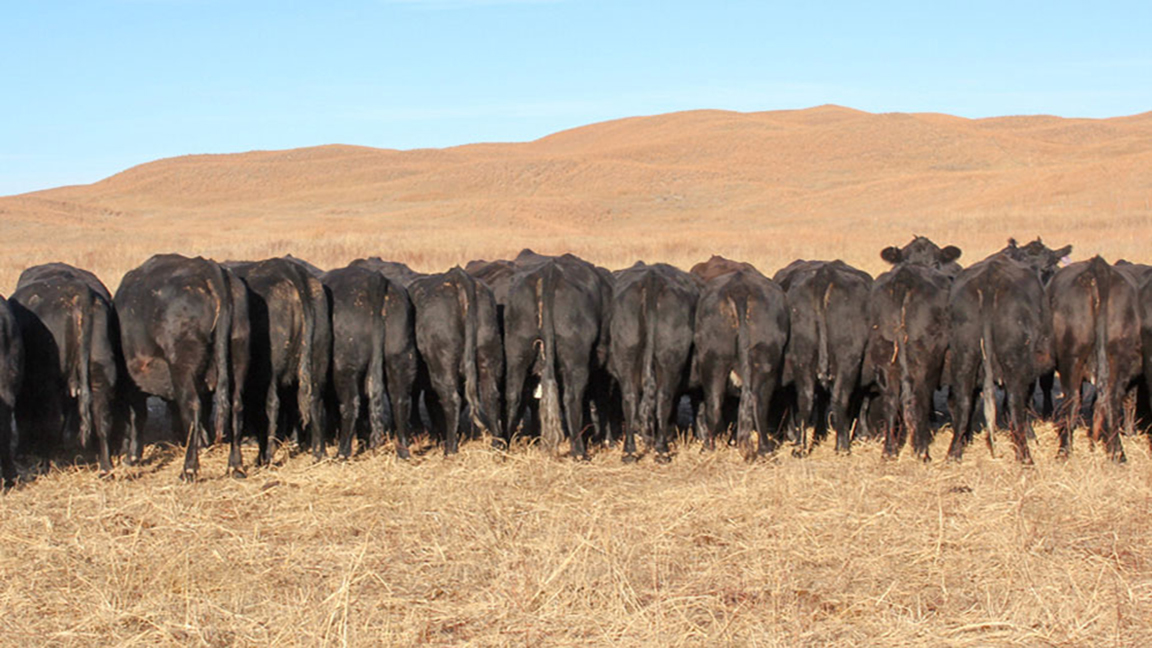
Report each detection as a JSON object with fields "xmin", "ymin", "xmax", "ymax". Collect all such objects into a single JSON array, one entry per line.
[
  {"xmin": 335, "ymin": 371, "xmax": 361, "ymax": 460},
  {"xmin": 92, "ymin": 379, "xmax": 115, "ymax": 476},
  {"xmin": 946, "ymin": 368, "xmax": 977, "ymax": 462},
  {"xmin": 173, "ymin": 373, "xmax": 204, "ymax": 482},
  {"xmin": 562, "ymin": 363, "xmax": 591, "ymax": 461},
  {"xmin": 259, "ymin": 385, "xmax": 280, "ymax": 466},
  {"xmin": 0, "ymin": 404, "xmax": 15, "ymax": 488},
  {"xmin": 1104, "ymin": 383, "xmax": 1129, "ymax": 463}
]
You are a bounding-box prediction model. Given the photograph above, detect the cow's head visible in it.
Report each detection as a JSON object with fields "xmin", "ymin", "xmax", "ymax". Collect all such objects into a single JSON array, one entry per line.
[
  {"xmin": 880, "ymin": 236, "xmax": 962, "ymax": 271},
  {"xmin": 1002, "ymin": 237, "xmax": 1072, "ymax": 284}
]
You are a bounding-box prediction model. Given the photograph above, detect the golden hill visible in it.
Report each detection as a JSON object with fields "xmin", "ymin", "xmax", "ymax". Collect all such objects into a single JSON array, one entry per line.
[{"xmin": 3, "ymin": 105, "xmax": 1152, "ymax": 291}]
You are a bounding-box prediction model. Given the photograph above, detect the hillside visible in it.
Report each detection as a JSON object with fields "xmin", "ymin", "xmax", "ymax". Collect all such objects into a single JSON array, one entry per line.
[{"xmin": 3, "ymin": 105, "xmax": 1152, "ymax": 291}]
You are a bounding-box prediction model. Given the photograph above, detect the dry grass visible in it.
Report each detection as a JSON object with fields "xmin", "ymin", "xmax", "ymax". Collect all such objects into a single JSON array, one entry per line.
[
  {"xmin": 3, "ymin": 106, "xmax": 1152, "ymax": 292},
  {"xmin": 1, "ymin": 425, "xmax": 1150, "ymax": 646}
]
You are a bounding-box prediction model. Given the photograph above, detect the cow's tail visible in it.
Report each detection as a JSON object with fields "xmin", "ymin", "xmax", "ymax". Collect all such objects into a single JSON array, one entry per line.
[
  {"xmin": 538, "ymin": 264, "xmax": 564, "ymax": 452},
  {"xmin": 734, "ymin": 294, "xmax": 758, "ymax": 457},
  {"xmin": 207, "ymin": 261, "xmax": 234, "ymax": 443},
  {"xmin": 896, "ymin": 284, "xmax": 917, "ymax": 438},
  {"xmin": 636, "ymin": 272, "xmax": 661, "ymax": 442},
  {"xmin": 978, "ymin": 287, "xmax": 998, "ymax": 453},
  {"xmin": 74, "ymin": 289, "xmax": 94, "ymax": 448},
  {"xmin": 815, "ymin": 265, "xmax": 833, "ymax": 385},
  {"xmin": 452, "ymin": 267, "xmax": 487, "ymax": 432},
  {"xmin": 295, "ymin": 271, "xmax": 318, "ymax": 430},
  {"xmin": 1090, "ymin": 256, "xmax": 1112, "ymax": 433}
]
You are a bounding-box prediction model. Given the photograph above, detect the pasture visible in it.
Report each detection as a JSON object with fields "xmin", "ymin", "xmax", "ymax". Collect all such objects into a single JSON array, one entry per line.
[
  {"xmin": 1, "ymin": 424, "xmax": 1150, "ymax": 646},
  {"xmin": 3, "ymin": 107, "xmax": 1152, "ymax": 645}
]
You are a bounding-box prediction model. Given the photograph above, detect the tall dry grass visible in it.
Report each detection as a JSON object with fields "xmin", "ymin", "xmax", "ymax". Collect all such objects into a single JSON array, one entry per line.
[{"xmin": 1, "ymin": 424, "xmax": 1150, "ymax": 646}]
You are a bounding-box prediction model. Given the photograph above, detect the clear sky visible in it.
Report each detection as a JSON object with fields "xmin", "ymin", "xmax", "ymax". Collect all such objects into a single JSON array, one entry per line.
[{"xmin": 2, "ymin": 0, "xmax": 1150, "ymax": 196}]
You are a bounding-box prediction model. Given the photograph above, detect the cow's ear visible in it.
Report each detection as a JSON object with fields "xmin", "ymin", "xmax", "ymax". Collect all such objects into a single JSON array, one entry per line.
[
  {"xmin": 940, "ymin": 246, "xmax": 962, "ymax": 263},
  {"xmin": 1052, "ymin": 244, "xmax": 1072, "ymax": 260},
  {"xmin": 1007, "ymin": 238, "xmax": 1019, "ymax": 248},
  {"xmin": 880, "ymin": 246, "xmax": 902, "ymax": 264}
]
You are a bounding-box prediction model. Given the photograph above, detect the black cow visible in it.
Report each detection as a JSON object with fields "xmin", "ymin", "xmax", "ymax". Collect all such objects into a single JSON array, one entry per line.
[
  {"xmin": 0, "ymin": 296, "xmax": 23, "ymax": 487},
  {"xmin": 995, "ymin": 238, "xmax": 1073, "ymax": 419},
  {"xmin": 773, "ymin": 260, "xmax": 872, "ymax": 454},
  {"xmin": 11, "ymin": 263, "xmax": 121, "ymax": 474},
  {"xmin": 503, "ymin": 255, "xmax": 612, "ymax": 459},
  {"xmin": 406, "ymin": 268, "xmax": 503, "ymax": 454},
  {"xmin": 1048, "ymin": 256, "xmax": 1141, "ymax": 462},
  {"xmin": 464, "ymin": 258, "xmax": 519, "ymax": 330},
  {"xmin": 880, "ymin": 236, "xmax": 963, "ymax": 278},
  {"xmin": 944, "ymin": 254, "xmax": 1054, "ymax": 464},
  {"xmin": 1000, "ymin": 237, "xmax": 1073, "ymax": 286},
  {"xmin": 349, "ymin": 257, "xmax": 426, "ymax": 288},
  {"xmin": 116, "ymin": 254, "xmax": 249, "ymax": 479},
  {"xmin": 690, "ymin": 255, "xmax": 761, "ymax": 282},
  {"xmin": 321, "ymin": 265, "xmax": 418, "ymax": 459},
  {"xmin": 1116, "ymin": 260, "xmax": 1152, "ymax": 434},
  {"xmin": 863, "ymin": 243, "xmax": 957, "ymax": 461},
  {"xmin": 693, "ymin": 269, "xmax": 790, "ymax": 460},
  {"xmin": 608, "ymin": 262, "xmax": 701, "ymax": 463},
  {"xmin": 228, "ymin": 258, "xmax": 331, "ymax": 464}
]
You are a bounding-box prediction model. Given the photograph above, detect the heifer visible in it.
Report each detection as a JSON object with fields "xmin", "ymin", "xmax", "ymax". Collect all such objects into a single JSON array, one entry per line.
[
  {"xmin": 1001, "ymin": 238, "xmax": 1072, "ymax": 286},
  {"xmin": 321, "ymin": 264, "xmax": 418, "ymax": 459},
  {"xmin": 349, "ymin": 257, "xmax": 426, "ymax": 288},
  {"xmin": 407, "ymin": 268, "xmax": 503, "ymax": 454},
  {"xmin": 465, "ymin": 258, "xmax": 519, "ymax": 328},
  {"xmin": 880, "ymin": 236, "xmax": 963, "ymax": 278},
  {"xmin": 862, "ymin": 244, "xmax": 956, "ymax": 461},
  {"xmin": 116, "ymin": 254, "xmax": 249, "ymax": 479},
  {"xmin": 228, "ymin": 258, "xmax": 331, "ymax": 464},
  {"xmin": 997, "ymin": 238, "xmax": 1072, "ymax": 418},
  {"xmin": 773, "ymin": 260, "xmax": 872, "ymax": 454},
  {"xmin": 0, "ymin": 296, "xmax": 23, "ymax": 487},
  {"xmin": 1116, "ymin": 260, "xmax": 1152, "ymax": 433},
  {"xmin": 693, "ymin": 270, "xmax": 790, "ymax": 460},
  {"xmin": 503, "ymin": 255, "xmax": 612, "ymax": 459},
  {"xmin": 1048, "ymin": 257, "xmax": 1141, "ymax": 462},
  {"xmin": 690, "ymin": 255, "xmax": 761, "ymax": 282},
  {"xmin": 944, "ymin": 255, "xmax": 1054, "ymax": 464},
  {"xmin": 11, "ymin": 263, "xmax": 120, "ymax": 474},
  {"xmin": 608, "ymin": 262, "xmax": 701, "ymax": 463}
]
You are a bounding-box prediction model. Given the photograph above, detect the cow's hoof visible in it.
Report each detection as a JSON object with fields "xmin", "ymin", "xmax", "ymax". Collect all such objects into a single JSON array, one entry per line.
[
  {"xmin": 654, "ymin": 453, "xmax": 672, "ymax": 465},
  {"xmin": 490, "ymin": 438, "xmax": 508, "ymax": 450},
  {"xmin": 622, "ymin": 453, "xmax": 638, "ymax": 464},
  {"xmin": 230, "ymin": 467, "xmax": 248, "ymax": 479},
  {"xmin": 98, "ymin": 470, "xmax": 114, "ymax": 480},
  {"xmin": 791, "ymin": 447, "xmax": 807, "ymax": 459},
  {"xmin": 1113, "ymin": 452, "xmax": 1128, "ymax": 464},
  {"xmin": 396, "ymin": 446, "xmax": 412, "ymax": 460},
  {"xmin": 179, "ymin": 470, "xmax": 197, "ymax": 483}
]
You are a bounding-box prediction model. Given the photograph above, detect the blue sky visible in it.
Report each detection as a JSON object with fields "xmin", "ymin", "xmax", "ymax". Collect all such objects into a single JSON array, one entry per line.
[{"xmin": 2, "ymin": 0, "xmax": 1150, "ymax": 195}]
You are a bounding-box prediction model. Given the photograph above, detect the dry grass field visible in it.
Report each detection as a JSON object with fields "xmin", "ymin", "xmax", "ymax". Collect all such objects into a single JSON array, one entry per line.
[
  {"xmin": 2, "ymin": 105, "xmax": 1152, "ymax": 646},
  {"xmin": 1, "ymin": 428, "xmax": 1150, "ymax": 646}
]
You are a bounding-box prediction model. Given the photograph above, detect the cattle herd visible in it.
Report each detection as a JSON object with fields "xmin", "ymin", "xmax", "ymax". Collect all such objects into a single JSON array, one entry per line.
[{"xmin": 2, "ymin": 235, "xmax": 1151, "ymax": 487}]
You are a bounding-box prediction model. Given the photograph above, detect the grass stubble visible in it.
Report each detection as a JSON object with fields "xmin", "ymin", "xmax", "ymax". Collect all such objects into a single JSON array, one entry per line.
[{"xmin": 0, "ymin": 422, "xmax": 1150, "ymax": 647}]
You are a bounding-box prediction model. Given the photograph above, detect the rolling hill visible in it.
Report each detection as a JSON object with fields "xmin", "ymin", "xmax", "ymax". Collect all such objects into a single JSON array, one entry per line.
[{"xmin": 3, "ymin": 105, "xmax": 1151, "ymax": 291}]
